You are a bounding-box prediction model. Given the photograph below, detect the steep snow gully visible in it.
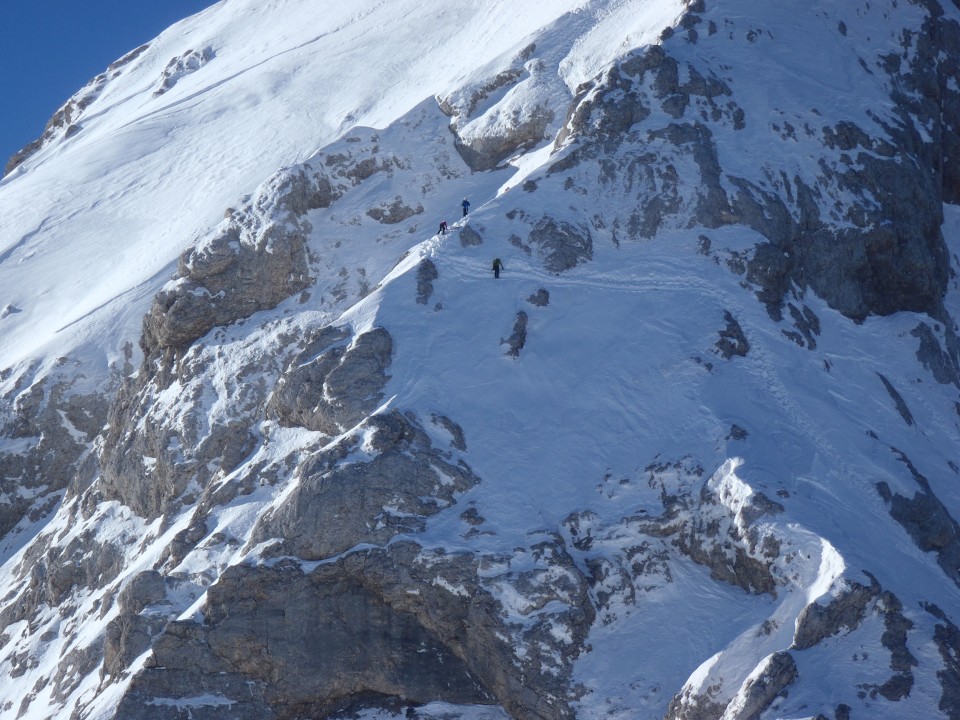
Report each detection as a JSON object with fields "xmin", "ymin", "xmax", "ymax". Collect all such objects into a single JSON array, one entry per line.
[{"xmin": 2, "ymin": 0, "xmax": 960, "ymax": 719}]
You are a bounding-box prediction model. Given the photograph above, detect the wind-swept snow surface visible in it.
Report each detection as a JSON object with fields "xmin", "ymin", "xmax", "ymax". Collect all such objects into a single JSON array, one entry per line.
[{"xmin": 1, "ymin": 0, "xmax": 960, "ymax": 719}]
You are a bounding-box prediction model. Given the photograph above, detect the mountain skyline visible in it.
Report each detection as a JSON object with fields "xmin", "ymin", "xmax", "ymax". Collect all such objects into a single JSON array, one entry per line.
[{"xmin": 0, "ymin": 1, "xmax": 213, "ymax": 169}]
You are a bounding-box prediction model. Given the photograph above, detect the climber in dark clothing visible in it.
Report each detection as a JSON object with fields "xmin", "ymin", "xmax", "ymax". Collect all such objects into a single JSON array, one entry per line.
[
  {"xmin": 492, "ymin": 257, "xmax": 504, "ymax": 278},
  {"xmin": 438, "ymin": 220, "xmax": 448, "ymax": 235},
  {"xmin": 462, "ymin": 198, "xmax": 470, "ymax": 217}
]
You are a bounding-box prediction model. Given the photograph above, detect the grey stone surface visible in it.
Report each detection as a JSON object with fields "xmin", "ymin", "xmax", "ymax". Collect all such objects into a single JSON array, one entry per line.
[
  {"xmin": 549, "ymin": 10, "xmax": 958, "ymax": 322},
  {"xmin": 879, "ymin": 448, "xmax": 960, "ymax": 589},
  {"xmin": 728, "ymin": 652, "xmax": 798, "ymax": 720},
  {"xmin": 876, "ymin": 373, "xmax": 915, "ymax": 427},
  {"xmin": 416, "ymin": 258, "xmax": 439, "ymax": 305},
  {"xmin": 459, "ymin": 224, "xmax": 484, "ymax": 247},
  {"xmin": 141, "ymin": 164, "xmax": 321, "ymax": 355},
  {"xmin": 716, "ymin": 311, "xmax": 749, "ymax": 359},
  {"xmin": 267, "ymin": 326, "xmax": 392, "ymax": 435},
  {"xmin": 911, "ymin": 322, "xmax": 960, "ymax": 387},
  {"xmin": 117, "ymin": 541, "xmax": 592, "ymax": 720},
  {"xmin": 924, "ymin": 602, "xmax": 960, "ymax": 719},
  {"xmin": 527, "ymin": 218, "xmax": 592, "ymax": 273},
  {"xmin": 792, "ymin": 578, "xmax": 880, "ymax": 650},
  {"xmin": 251, "ymin": 411, "xmax": 478, "ymax": 560},
  {"xmin": 503, "ymin": 311, "xmax": 528, "ymax": 358}
]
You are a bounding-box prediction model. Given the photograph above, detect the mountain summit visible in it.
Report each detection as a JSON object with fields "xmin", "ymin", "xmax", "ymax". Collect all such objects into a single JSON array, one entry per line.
[{"xmin": 1, "ymin": 1, "xmax": 959, "ymax": 719}]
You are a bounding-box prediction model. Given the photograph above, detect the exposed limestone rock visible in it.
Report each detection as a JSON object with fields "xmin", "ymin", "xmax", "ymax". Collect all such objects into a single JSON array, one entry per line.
[
  {"xmin": 103, "ymin": 610, "xmax": 168, "ymax": 680},
  {"xmin": 724, "ymin": 652, "xmax": 798, "ymax": 720},
  {"xmin": 664, "ymin": 686, "xmax": 726, "ymax": 720},
  {"xmin": 550, "ymin": 13, "xmax": 957, "ymax": 321},
  {"xmin": 366, "ymin": 195, "xmax": 424, "ymax": 224},
  {"xmin": 251, "ymin": 411, "xmax": 478, "ymax": 560},
  {"xmin": 877, "ymin": 448, "xmax": 960, "ymax": 589},
  {"xmin": 923, "ymin": 602, "xmax": 960, "ymax": 719},
  {"xmin": 118, "ymin": 571, "xmax": 167, "ymax": 615},
  {"xmin": 416, "ymin": 258, "xmax": 439, "ymax": 305},
  {"xmin": 0, "ymin": 366, "xmax": 110, "ymax": 537},
  {"xmin": 911, "ymin": 322, "xmax": 960, "ymax": 388},
  {"xmin": 502, "ymin": 311, "xmax": 528, "ymax": 358},
  {"xmin": 453, "ymin": 104, "xmax": 554, "ymax": 171},
  {"xmin": 669, "ymin": 464, "xmax": 784, "ymax": 595},
  {"xmin": 715, "ymin": 310, "xmax": 749, "ymax": 359},
  {"xmin": 118, "ymin": 540, "xmax": 592, "ymax": 720},
  {"xmin": 527, "ymin": 288, "xmax": 550, "ymax": 307},
  {"xmin": 792, "ymin": 577, "xmax": 880, "ymax": 650},
  {"xmin": 528, "ymin": 218, "xmax": 592, "ymax": 273},
  {"xmin": 875, "ymin": 590, "xmax": 917, "ymax": 700},
  {"xmin": 267, "ymin": 326, "xmax": 392, "ymax": 435},
  {"xmin": 152, "ymin": 47, "xmax": 214, "ymax": 97},
  {"xmin": 141, "ymin": 164, "xmax": 323, "ymax": 355},
  {"xmin": 459, "ymin": 224, "xmax": 484, "ymax": 247},
  {"xmin": 430, "ymin": 413, "xmax": 467, "ymax": 451},
  {"xmin": 876, "ymin": 373, "xmax": 915, "ymax": 426}
]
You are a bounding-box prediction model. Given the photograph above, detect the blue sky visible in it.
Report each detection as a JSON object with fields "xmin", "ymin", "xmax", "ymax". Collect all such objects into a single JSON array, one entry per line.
[{"xmin": 0, "ymin": 1, "xmax": 214, "ymax": 169}]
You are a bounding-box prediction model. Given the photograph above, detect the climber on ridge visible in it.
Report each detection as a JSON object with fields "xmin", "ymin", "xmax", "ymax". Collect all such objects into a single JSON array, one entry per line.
[
  {"xmin": 492, "ymin": 257, "xmax": 504, "ymax": 279},
  {"xmin": 462, "ymin": 198, "xmax": 470, "ymax": 217},
  {"xmin": 438, "ymin": 220, "xmax": 448, "ymax": 235}
]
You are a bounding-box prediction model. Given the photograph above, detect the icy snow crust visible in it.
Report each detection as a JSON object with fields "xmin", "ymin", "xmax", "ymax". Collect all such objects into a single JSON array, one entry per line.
[{"xmin": 0, "ymin": 0, "xmax": 959, "ymax": 719}]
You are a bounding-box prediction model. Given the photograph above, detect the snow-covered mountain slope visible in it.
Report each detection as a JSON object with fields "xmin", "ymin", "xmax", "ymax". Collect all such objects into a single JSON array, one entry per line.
[{"xmin": 1, "ymin": 1, "xmax": 960, "ymax": 719}]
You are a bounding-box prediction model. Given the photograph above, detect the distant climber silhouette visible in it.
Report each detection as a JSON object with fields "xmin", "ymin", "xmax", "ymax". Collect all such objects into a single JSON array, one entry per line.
[
  {"xmin": 492, "ymin": 257, "xmax": 503, "ymax": 279},
  {"xmin": 438, "ymin": 220, "xmax": 448, "ymax": 235},
  {"xmin": 462, "ymin": 198, "xmax": 470, "ymax": 217}
]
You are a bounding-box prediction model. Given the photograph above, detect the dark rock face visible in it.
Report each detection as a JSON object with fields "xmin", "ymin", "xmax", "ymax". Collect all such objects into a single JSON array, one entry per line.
[
  {"xmin": 716, "ymin": 311, "xmax": 749, "ymax": 359},
  {"xmin": 877, "ymin": 448, "xmax": 960, "ymax": 589},
  {"xmin": 527, "ymin": 218, "xmax": 592, "ymax": 273},
  {"xmin": 503, "ymin": 311, "xmax": 528, "ymax": 357},
  {"xmin": 876, "ymin": 373, "xmax": 915, "ymax": 426},
  {"xmin": 793, "ymin": 578, "xmax": 880, "ymax": 650},
  {"xmin": 267, "ymin": 326, "xmax": 393, "ymax": 435},
  {"xmin": 728, "ymin": 652, "xmax": 798, "ymax": 720},
  {"xmin": 924, "ymin": 603, "xmax": 960, "ymax": 719},
  {"xmin": 416, "ymin": 258, "xmax": 439, "ymax": 304},
  {"xmin": 152, "ymin": 47, "xmax": 214, "ymax": 97},
  {"xmin": 459, "ymin": 224, "xmax": 484, "ymax": 247},
  {"xmin": 550, "ymin": 4, "xmax": 959, "ymax": 322},
  {"xmin": 0, "ymin": 367, "xmax": 110, "ymax": 537},
  {"xmin": 453, "ymin": 104, "xmax": 554, "ymax": 171},
  {"xmin": 117, "ymin": 541, "xmax": 592, "ymax": 720},
  {"xmin": 911, "ymin": 322, "xmax": 960, "ymax": 387},
  {"xmin": 251, "ymin": 411, "xmax": 479, "ymax": 560},
  {"xmin": 141, "ymin": 165, "xmax": 323, "ymax": 356}
]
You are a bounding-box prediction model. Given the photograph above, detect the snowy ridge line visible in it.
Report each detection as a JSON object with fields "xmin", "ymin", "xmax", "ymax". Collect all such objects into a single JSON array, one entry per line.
[{"xmin": 670, "ymin": 458, "xmax": 846, "ymax": 716}]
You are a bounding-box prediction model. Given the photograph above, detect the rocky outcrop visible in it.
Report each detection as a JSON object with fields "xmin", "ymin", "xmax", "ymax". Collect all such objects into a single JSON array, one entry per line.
[
  {"xmin": 716, "ymin": 310, "xmax": 749, "ymax": 359},
  {"xmin": 4, "ymin": 44, "xmax": 150, "ymax": 175},
  {"xmin": 267, "ymin": 326, "xmax": 392, "ymax": 435},
  {"xmin": 550, "ymin": 1, "xmax": 959, "ymax": 322},
  {"xmin": 502, "ymin": 311, "xmax": 528, "ymax": 358},
  {"xmin": 251, "ymin": 411, "xmax": 478, "ymax": 559},
  {"xmin": 924, "ymin": 602, "xmax": 960, "ymax": 719},
  {"xmin": 103, "ymin": 571, "xmax": 170, "ymax": 679},
  {"xmin": 141, "ymin": 164, "xmax": 324, "ymax": 357},
  {"xmin": 793, "ymin": 578, "xmax": 880, "ymax": 650},
  {"xmin": 0, "ymin": 364, "xmax": 110, "ymax": 537},
  {"xmin": 877, "ymin": 448, "xmax": 960, "ymax": 589},
  {"xmin": 116, "ymin": 537, "xmax": 593, "ymax": 720},
  {"xmin": 442, "ymin": 47, "xmax": 556, "ymax": 172},
  {"xmin": 415, "ymin": 258, "xmax": 439, "ymax": 305},
  {"xmin": 152, "ymin": 47, "xmax": 214, "ymax": 97},
  {"xmin": 720, "ymin": 652, "xmax": 798, "ymax": 720},
  {"xmin": 527, "ymin": 218, "xmax": 592, "ymax": 273}
]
